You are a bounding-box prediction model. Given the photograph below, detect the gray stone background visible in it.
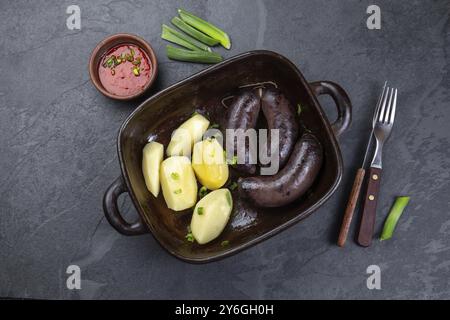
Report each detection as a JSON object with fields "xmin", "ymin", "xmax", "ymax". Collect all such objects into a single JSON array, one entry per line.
[{"xmin": 0, "ymin": 0, "xmax": 448, "ymax": 299}]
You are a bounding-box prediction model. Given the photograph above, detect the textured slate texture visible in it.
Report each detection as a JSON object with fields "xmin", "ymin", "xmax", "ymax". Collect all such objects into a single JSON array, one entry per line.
[{"xmin": 0, "ymin": 0, "xmax": 448, "ymax": 299}]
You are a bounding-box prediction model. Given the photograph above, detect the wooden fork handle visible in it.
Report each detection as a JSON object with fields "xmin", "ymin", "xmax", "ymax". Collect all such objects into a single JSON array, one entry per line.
[
  {"xmin": 357, "ymin": 167, "xmax": 382, "ymax": 247},
  {"xmin": 337, "ymin": 168, "xmax": 365, "ymax": 247}
]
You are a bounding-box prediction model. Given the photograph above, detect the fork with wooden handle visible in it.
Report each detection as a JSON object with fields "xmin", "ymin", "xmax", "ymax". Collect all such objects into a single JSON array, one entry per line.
[
  {"xmin": 357, "ymin": 86, "xmax": 397, "ymax": 247},
  {"xmin": 337, "ymin": 82, "xmax": 386, "ymax": 247}
]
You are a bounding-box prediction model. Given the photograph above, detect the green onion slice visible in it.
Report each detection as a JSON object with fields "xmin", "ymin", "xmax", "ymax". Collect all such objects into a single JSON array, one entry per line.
[
  {"xmin": 171, "ymin": 16, "xmax": 220, "ymax": 47},
  {"xmin": 166, "ymin": 45, "xmax": 223, "ymax": 64},
  {"xmin": 162, "ymin": 24, "xmax": 211, "ymax": 52},
  {"xmin": 178, "ymin": 8, "xmax": 231, "ymax": 49},
  {"xmin": 380, "ymin": 196, "xmax": 410, "ymax": 241},
  {"xmin": 198, "ymin": 186, "xmax": 208, "ymax": 199}
]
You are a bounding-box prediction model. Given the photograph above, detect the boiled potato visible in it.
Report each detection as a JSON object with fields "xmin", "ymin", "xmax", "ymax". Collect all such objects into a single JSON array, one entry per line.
[
  {"xmin": 190, "ymin": 189, "xmax": 233, "ymax": 244},
  {"xmin": 160, "ymin": 156, "xmax": 198, "ymax": 211},
  {"xmin": 166, "ymin": 114, "xmax": 210, "ymax": 157},
  {"xmin": 142, "ymin": 141, "xmax": 163, "ymax": 197},
  {"xmin": 192, "ymin": 138, "xmax": 229, "ymax": 190}
]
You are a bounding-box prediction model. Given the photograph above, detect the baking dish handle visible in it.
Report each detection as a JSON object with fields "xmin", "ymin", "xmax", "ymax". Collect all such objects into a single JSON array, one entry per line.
[
  {"xmin": 309, "ymin": 81, "xmax": 352, "ymax": 137},
  {"xmin": 103, "ymin": 176, "xmax": 148, "ymax": 236}
]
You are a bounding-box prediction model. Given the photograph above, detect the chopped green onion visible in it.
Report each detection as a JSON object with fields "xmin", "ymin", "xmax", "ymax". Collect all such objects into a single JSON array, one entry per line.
[
  {"xmin": 105, "ymin": 56, "xmax": 114, "ymax": 67},
  {"xmin": 130, "ymin": 48, "xmax": 135, "ymax": 58},
  {"xmin": 171, "ymin": 172, "xmax": 180, "ymax": 180},
  {"xmin": 198, "ymin": 186, "xmax": 208, "ymax": 198},
  {"xmin": 227, "ymin": 155, "xmax": 238, "ymax": 165},
  {"xmin": 380, "ymin": 196, "xmax": 410, "ymax": 241},
  {"xmin": 225, "ymin": 192, "xmax": 232, "ymax": 206},
  {"xmin": 229, "ymin": 181, "xmax": 238, "ymax": 191},
  {"xmin": 171, "ymin": 16, "xmax": 220, "ymax": 46},
  {"xmin": 297, "ymin": 103, "xmax": 302, "ymax": 115},
  {"xmin": 162, "ymin": 24, "xmax": 211, "ymax": 52},
  {"xmin": 174, "ymin": 188, "xmax": 182, "ymax": 194},
  {"xmin": 185, "ymin": 232, "xmax": 195, "ymax": 242},
  {"xmin": 166, "ymin": 45, "xmax": 223, "ymax": 64},
  {"xmin": 197, "ymin": 207, "xmax": 204, "ymax": 215},
  {"xmin": 221, "ymin": 240, "xmax": 229, "ymax": 247},
  {"xmin": 132, "ymin": 66, "xmax": 140, "ymax": 76},
  {"xmin": 178, "ymin": 8, "xmax": 231, "ymax": 49}
]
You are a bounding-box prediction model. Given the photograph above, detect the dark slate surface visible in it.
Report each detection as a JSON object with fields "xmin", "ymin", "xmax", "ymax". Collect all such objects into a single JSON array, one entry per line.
[{"xmin": 0, "ymin": 0, "xmax": 449, "ymax": 299}]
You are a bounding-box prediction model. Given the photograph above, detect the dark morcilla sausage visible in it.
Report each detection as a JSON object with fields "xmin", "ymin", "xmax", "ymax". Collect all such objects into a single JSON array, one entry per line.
[
  {"xmin": 238, "ymin": 133, "xmax": 323, "ymax": 207},
  {"xmin": 261, "ymin": 87, "xmax": 299, "ymax": 170},
  {"xmin": 226, "ymin": 88, "xmax": 261, "ymax": 174}
]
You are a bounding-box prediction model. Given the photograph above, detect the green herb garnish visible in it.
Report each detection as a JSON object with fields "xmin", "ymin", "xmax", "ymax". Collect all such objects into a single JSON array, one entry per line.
[
  {"xmin": 174, "ymin": 188, "xmax": 182, "ymax": 194},
  {"xmin": 197, "ymin": 207, "xmax": 204, "ymax": 215},
  {"xmin": 380, "ymin": 196, "xmax": 410, "ymax": 241},
  {"xmin": 132, "ymin": 66, "xmax": 140, "ymax": 76},
  {"xmin": 297, "ymin": 103, "xmax": 302, "ymax": 115},
  {"xmin": 171, "ymin": 172, "xmax": 180, "ymax": 180},
  {"xmin": 227, "ymin": 155, "xmax": 238, "ymax": 165},
  {"xmin": 229, "ymin": 181, "xmax": 238, "ymax": 191},
  {"xmin": 105, "ymin": 56, "xmax": 114, "ymax": 68},
  {"xmin": 221, "ymin": 240, "xmax": 229, "ymax": 247},
  {"xmin": 198, "ymin": 186, "xmax": 208, "ymax": 198},
  {"xmin": 185, "ymin": 232, "xmax": 195, "ymax": 243},
  {"xmin": 225, "ymin": 191, "xmax": 232, "ymax": 206}
]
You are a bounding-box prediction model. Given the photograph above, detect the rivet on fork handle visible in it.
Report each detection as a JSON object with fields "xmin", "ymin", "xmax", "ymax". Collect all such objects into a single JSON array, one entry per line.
[{"xmin": 357, "ymin": 167, "xmax": 382, "ymax": 247}]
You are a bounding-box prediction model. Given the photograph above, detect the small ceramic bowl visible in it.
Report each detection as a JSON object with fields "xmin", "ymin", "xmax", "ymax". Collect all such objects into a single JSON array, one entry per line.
[{"xmin": 89, "ymin": 33, "xmax": 158, "ymax": 101}]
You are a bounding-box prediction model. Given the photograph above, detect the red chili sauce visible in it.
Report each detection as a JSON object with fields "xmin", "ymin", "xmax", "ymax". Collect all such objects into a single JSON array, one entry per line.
[{"xmin": 98, "ymin": 44, "xmax": 151, "ymax": 97}]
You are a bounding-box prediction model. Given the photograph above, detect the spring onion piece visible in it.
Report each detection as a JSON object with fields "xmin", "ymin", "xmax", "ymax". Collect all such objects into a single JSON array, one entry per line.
[
  {"xmin": 185, "ymin": 232, "xmax": 195, "ymax": 242},
  {"xmin": 229, "ymin": 181, "xmax": 238, "ymax": 191},
  {"xmin": 171, "ymin": 16, "xmax": 220, "ymax": 46},
  {"xmin": 297, "ymin": 103, "xmax": 302, "ymax": 115},
  {"xmin": 161, "ymin": 24, "xmax": 202, "ymax": 51},
  {"xmin": 380, "ymin": 196, "xmax": 410, "ymax": 241},
  {"xmin": 166, "ymin": 45, "xmax": 223, "ymax": 64},
  {"xmin": 198, "ymin": 186, "xmax": 209, "ymax": 199},
  {"xmin": 162, "ymin": 24, "xmax": 211, "ymax": 52},
  {"xmin": 178, "ymin": 8, "xmax": 231, "ymax": 49}
]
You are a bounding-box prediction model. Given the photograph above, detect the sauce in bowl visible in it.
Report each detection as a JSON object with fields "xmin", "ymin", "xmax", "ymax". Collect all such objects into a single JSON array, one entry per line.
[{"xmin": 98, "ymin": 44, "xmax": 152, "ymax": 97}]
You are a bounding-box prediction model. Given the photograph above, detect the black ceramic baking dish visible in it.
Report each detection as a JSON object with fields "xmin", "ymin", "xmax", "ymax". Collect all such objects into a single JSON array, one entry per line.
[{"xmin": 103, "ymin": 50, "xmax": 352, "ymax": 263}]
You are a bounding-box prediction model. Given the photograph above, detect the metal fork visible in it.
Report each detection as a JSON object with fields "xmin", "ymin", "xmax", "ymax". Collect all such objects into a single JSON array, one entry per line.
[{"xmin": 357, "ymin": 85, "xmax": 397, "ymax": 247}]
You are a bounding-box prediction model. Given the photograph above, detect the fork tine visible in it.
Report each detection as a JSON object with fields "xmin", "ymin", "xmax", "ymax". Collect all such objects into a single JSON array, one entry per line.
[
  {"xmin": 384, "ymin": 88, "xmax": 394, "ymax": 123},
  {"xmin": 389, "ymin": 88, "xmax": 397, "ymax": 124},
  {"xmin": 378, "ymin": 86, "xmax": 390, "ymax": 123},
  {"xmin": 373, "ymin": 82, "xmax": 388, "ymax": 126}
]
